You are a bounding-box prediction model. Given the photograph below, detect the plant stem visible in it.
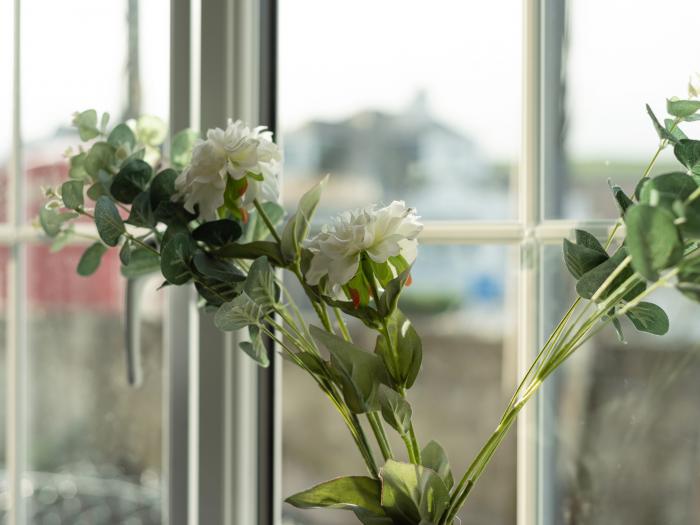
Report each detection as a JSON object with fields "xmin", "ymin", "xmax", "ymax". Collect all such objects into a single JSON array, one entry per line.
[
  {"xmin": 367, "ymin": 412, "xmax": 394, "ymax": 461},
  {"xmin": 334, "ymin": 307, "xmax": 352, "ymax": 342},
  {"xmin": 253, "ymin": 198, "xmax": 282, "ymax": 244}
]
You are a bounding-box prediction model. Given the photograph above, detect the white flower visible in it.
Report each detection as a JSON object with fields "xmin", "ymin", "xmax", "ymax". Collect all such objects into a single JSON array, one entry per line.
[
  {"xmin": 305, "ymin": 201, "xmax": 423, "ymax": 290},
  {"xmin": 174, "ymin": 119, "xmax": 282, "ymax": 220}
]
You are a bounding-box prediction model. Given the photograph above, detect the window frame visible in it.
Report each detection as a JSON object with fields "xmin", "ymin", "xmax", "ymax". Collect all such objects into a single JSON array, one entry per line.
[{"xmin": 3, "ymin": 1, "xmax": 623, "ymax": 524}]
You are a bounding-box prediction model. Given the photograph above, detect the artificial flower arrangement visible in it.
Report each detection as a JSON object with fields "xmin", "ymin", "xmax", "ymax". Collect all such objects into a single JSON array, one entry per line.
[{"xmin": 38, "ymin": 82, "xmax": 700, "ymax": 523}]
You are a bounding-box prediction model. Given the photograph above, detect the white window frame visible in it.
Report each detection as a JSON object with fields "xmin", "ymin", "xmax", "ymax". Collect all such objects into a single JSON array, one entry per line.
[{"xmin": 4, "ymin": 1, "xmax": 622, "ymax": 524}]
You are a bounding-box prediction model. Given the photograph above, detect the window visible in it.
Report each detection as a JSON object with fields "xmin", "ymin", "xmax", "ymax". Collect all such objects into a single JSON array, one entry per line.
[{"xmin": 5, "ymin": 1, "xmax": 700, "ymax": 524}]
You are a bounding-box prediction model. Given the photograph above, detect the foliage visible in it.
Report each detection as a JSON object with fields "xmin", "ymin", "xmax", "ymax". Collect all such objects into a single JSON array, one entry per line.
[{"xmin": 38, "ymin": 93, "xmax": 700, "ymax": 524}]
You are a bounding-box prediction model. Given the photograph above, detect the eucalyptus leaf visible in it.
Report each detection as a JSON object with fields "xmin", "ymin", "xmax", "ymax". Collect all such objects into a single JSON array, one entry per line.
[
  {"xmin": 68, "ymin": 152, "xmax": 89, "ymax": 180},
  {"xmin": 379, "ymin": 460, "xmax": 450, "ymax": 525},
  {"xmin": 61, "ymin": 180, "xmax": 84, "ymax": 210},
  {"xmin": 576, "ymin": 247, "xmax": 643, "ymax": 301},
  {"xmin": 77, "ymin": 242, "xmax": 108, "ymax": 276},
  {"xmin": 665, "ymin": 118, "xmax": 687, "ymax": 141},
  {"xmin": 215, "ymin": 241, "xmax": 285, "ymax": 266},
  {"xmin": 378, "ymin": 385, "xmax": 412, "ymax": 435},
  {"xmin": 120, "ymin": 247, "xmax": 161, "ymax": 278},
  {"xmin": 73, "ymin": 109, "xmax": 100, "ymax": 141},
  {"xmin": 94, "ymin": 196, "xmax": 125, "ymax": 246},
  {"xmin": 119, "ymin": 240, "xmax": 131, "ymax": 265},
  {"xmin": 421, "ymin": 441, "xmax": 454, "ymax": 491},
  {"xmin": 609, "ymin": 183, "xmax": 634, "ymax": 216},
  {"xmin": 639, "ymin": 171, "xmax": 698, "ymax": 208},
  {"xmin": 107, "ymin": 123, "xmax": 136, "ymax": 150},
  {"xmin": 192, "ymin": 251, "xmax": 246, "ymax": 282},
  {"xmin": 111, "ymin": 159, "xmax": 152, "ymax": 204},
  {"xmin": 84, "ymin": 142, "xmax": 115, "ymax": 177},
  {"xmin": 563, "ymin": 230, "xmax": 609, "ymax": 280},
  {"xmin": 126, "ymin": 191, "xmax": 156, "ymax": 228},
  {"xmin": 171, "ymin": 128, "xmax": 199, "ymax": 169},
  {"xmin": 150, "ymin": 169, "xmax": 179, "ymax": 209},
  {"xmin": 625, "ymin": 204, "xmax": 683, "ymax": 280},
  {"xmin": 160, "ymin": 232, "xmax": 196, "ymax": 284},
  {"xmin": 194, "ymin": 277, "xmax": 240, "ymax": 306},
  {"xmin": 667, "ymin": 98, "xmax": 700, "ymax": 118},
  {"xmin": 674, "ymin": 139, "xmax": 700, "ymax": 174},
  {"xmin": 192, "ymin": 219, "xmax": 243, "ymax": 247},
  {"xmin": 646, "ymin": 104, "xmax": 678, "ymax": 144},
  {"xmin": 39, "ymin": 207, "xmax": 78, "ymax": 238},
  {"xmin": 625, "ymin": 301, "xmax": 669, "ymax": 336}
]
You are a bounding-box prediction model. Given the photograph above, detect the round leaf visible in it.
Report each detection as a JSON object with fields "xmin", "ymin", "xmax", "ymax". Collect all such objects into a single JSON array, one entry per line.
[
  {"xmin": 77, "ymin": 242, "xmax": 108, "ymax": 276},
  {"xmin": 111, "ymin": 159, "xmax": 152, "ymax": 204},
  {"xmin": 94, "ymin": 196, "xmax": 125, "ymax": 246},
  {"xmin": 160, "ymin": 232, "xmax": 196, "ymax": 285},
  {"xmin": 624, "ymin": 204, "xmax": 683, "ymax": 280}
]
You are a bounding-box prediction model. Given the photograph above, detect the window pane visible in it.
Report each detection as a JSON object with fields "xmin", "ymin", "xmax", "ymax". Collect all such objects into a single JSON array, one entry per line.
[
  {"xmin": 544, "ymin": 0, "xmax": 700, "ymax": 219},
  {"xmin": 279, "ymin": 1, "xmax": 521, "ymax": 220},
  {"xmin": 26, "ymin": 245, "xmax": 165, "ymax": 523},
  {"xmin": 283, "ymin": 245, "xmax": 517, "ymax": 524},
  {"xmin": 541, "ymin": 245, "xmax": 700, "ymax": 523}
]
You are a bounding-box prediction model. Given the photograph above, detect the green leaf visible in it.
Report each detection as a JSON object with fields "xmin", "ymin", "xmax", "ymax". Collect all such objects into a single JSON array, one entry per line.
[
  {"xmin": 563, "ymin": 230, "xmax": 609, "ymax": 280},
  {"xmin": 68, "ymin": 152, "xmax": 89, "ymax": 180},
  {"xmin": 239, "ymin": 325, "xmax": 270, "ymax": 367},
  {"xmin": 120, "ymin": 246, "xmax": 161, "ymax": 278},
  {"xmin": 150, "ymin": 169, "xmax": 179, "ymax": 209},
  {"xmin": 310, "ymin": 325, "xmax": 388, "ymax": 413},
  {"xmin": 135, "ymin": 115, "xmax": 167, "ymax": 146},
  {"xmin": 84, "ymin": 142, "xmax": 115, "ymax": 177},
  {"xmin": 681, "ymin": 200, "xmax": 700, "ymax": 239},
  {"xmin": 61, "ymin": 180, "xmax": 84, "ymax": 210},
  {"xmin": 192, "ymin": 251, "xmax": 246, "ymax": 282},
  {"xmin": 639, "ymin": 171, "xmax": 698, "ymax": 209},
  {"xmin": 192, "ymin": 219, "xmax": 243, "ymax": 247},
  {"xmin": 77, "ymin": 242, "xmax": 108, "ymax": 276},
  {"xmin": 611, "ymin": 316, "xmax": 626, "ymax": 343},
  {"xmin": 215, "ymin": 241, "xmax": 285, "ymax": 267},
  {"xmin": 73, "ymin": 109, "xmax": 100, "ymax": 141},
  {"xmin": 111, "ymin": 159, "xmax": 152, "ymax": 204},
  {"xmin": 374, "ymin": 310, "xmax": 422, "ymax": 389},
  {"xmin": 667, "ymin": 98, "xmax": 700, "ymax": 118},
  {"xmin": 379, "ymin": 460, "xmax": 450, "ymax": 524},
  {"xmin": 674, "ymin": 139, "xmax": 700, "ymax": 174},
  {"xmin": 285, "ymin": 476, "xmax": 385, "ymax": 518},
  {"xmin": 609, "ymin": 183, "xmax": 634, "ymax": 216},
  {"xmin": 214, "ymin": 292, "xmax": 265, "ymax": 331},
  {"xmin": 171, "ymin": 128, "xmax": 199, "ymax": 169},
  {"xmin": 281, "ymin": 175, "xmax": 328, "ymax": 260},
  {"xmin": 665, "ymin": 118, "xmax": 687, "ymax": 141},
  {"xmin": 50, "ymin": 227, "xmax": 76, "ymax": 252},
  {"xmin": 575, "ymin": 247, "xmax": 642, "ymax": 301},
  {"xmin": 160, "ymin": 232, "xmax": 196, "ymax": 284},
  {"xmin": 244, "ymin": 256, "xmax": 279, "ymax": 310},
  {"xmin": 94, "ymin": 196, "xmax": 125, "ymax": 246},
  {"xmin": 251, "ymin": 202, "xmax": 285, "ymax": 241},
  {"xmin": 377, "ymin": 266, "xmax": 412, "ymax": 318},
  {"xmin": 624, "ymin": 204, "xmax": 684, "ymax": 280},
  {"xmin": 646, "ymin": 104, "xmax": 678, "ymax": 144},
  {"xmin": 38, "ymin": 207, "xmax": 78, "ymax": 238},
  {"xmin": 625, "ymin": 301, "xmax": 669, "ymax": 336},
  {"xmin": 107, "ymin": 123, "xmax": 136, "ymax": 150},
  {"xmin": 421, "ymin": 441, "xmax": 454, "ymax": 491},
  {"xmin": 378, "ymin": 385, "xmax": 412, "ymax": 435},
  {"xmin": 126, "ymin": 191, "xmax": 156, "ymax": 228},
  {"xmin": 119, "ymin": 240, "xmax": 131, "ymax": 265},
  {"xmin": 677, "ymin": 258, "xmax": 700, "ymax": 301}
]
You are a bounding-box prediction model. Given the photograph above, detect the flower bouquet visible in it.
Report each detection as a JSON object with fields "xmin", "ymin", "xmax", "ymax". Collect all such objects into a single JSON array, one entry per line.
[{"xmin": 38, "ymin": 83, "xmax": 700, "ymax": 523}]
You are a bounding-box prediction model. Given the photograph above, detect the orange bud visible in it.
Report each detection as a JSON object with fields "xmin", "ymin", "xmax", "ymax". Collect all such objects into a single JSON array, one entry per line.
[
  {"xmin": 406, "ymin": 274, "xmax": 413, "ymax": 287},
  {"xmin": 349, "ymin": 288, "xmax": 361, "ymax": 309}
]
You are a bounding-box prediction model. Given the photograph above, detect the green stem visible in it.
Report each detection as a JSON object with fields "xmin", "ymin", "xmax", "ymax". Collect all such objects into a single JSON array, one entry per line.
[
  {"xmin": 367, "ymin": 412, "xmax": 394, "ymax": 461},
  {"xmin": 253, "ymin": 198, "xmax": 282, "ymax": 244},
  {"xmin": 334, "ymin": 307, "xmax": 352, "ymax": 342}
]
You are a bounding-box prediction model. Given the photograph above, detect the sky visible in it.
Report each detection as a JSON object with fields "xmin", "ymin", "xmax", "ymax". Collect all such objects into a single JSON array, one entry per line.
[{"xmin": 2, "ymin": 0, "xmax": 700, "ymax": 162}]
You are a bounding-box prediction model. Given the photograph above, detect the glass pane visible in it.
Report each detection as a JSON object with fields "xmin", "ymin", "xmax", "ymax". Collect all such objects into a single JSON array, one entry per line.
[
  {"xmin": 26, "ymin": 245, "xmax": 165, "ymax": 523},
  {"xmin": 283, "ymin": 245, "xmax": 517, "ymax": 524},
  {"xmin": 541, "ymin": 244, "xmax": 700, "ymax": 523},
  {"xmin": 279, "ymin": 1, "xmax": 521, "ymax": 220},
  {"xmin": 545, "ymin": 0, "xmax": 700, "ymax": 219},
  {"xmin": 21, "ymin": 0, "xmax": 170, "ymax": 222}
]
